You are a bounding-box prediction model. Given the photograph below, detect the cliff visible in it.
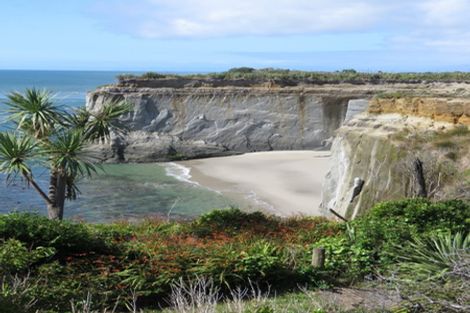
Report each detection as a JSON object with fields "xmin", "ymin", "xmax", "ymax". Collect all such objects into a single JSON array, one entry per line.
[
  {"xmin": 87, "ymin": 81, "xmax": 470, "ymax": 218},
  {"xmin": 87, "ymin": 82, "xmax": 470, "ymax": 162},
  {"xmin": 322, "ymin": 104, "xmax": 470, "ymax": 219},
  {"xmin": 369, "ymin": 97, "xmax": 470, "ymax": 125},
  {"xmin": 87, "ymin": 86, "xmax": 374, "ymax": 162}
]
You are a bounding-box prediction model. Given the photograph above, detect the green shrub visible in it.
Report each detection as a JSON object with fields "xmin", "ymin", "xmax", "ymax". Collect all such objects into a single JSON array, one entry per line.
[
  {"xmin": 315, "ymin": 199, "xmax": 470, "ymax": 280},
  {"xmin": 0, "ymin": 239, "xmax": 55, "ymax": 274},
  {"xmin": 0, "ymin": 213, "xmax": 111, "ymax": 256},
  {"xmin": 237, "ymin": 241, "xmax": 282, "ymax": 279},
  {"xmin": 0, "ymin": 274, "xmax": 39, "ymax": 313},
  {"xmin": 228, "ymin": 67, "xmax": 256, "ymax": 74},
  {"xmin": 118, "ymin": 69, "xmax": 470, "ymax": 84},
  {"xmin": 363, "ymin": 198, "xmax": 469, "ymax": 233},
  {"xmin": 0, "ymin": 199, "xmax": 468, "ymax": 312},
  {"xmin": 190, "ymin": 208, "xmax": 274, "ymax": 236},
  {"xmin": 141, "ymin": 72, "xmax": 168, "ymax": 79}
]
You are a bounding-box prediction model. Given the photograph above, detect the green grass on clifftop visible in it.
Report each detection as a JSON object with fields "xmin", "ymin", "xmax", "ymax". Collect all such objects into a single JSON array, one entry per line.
[{"xmin": 117, "ymin": 68, "xmax": 470, "ymax": 84}]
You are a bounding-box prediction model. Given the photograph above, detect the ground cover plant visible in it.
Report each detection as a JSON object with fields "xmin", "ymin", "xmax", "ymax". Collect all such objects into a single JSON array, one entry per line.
[
  {"xmin": 0, "ymin": 198, "xmax": 468, "ymax": 312},
  {"xmin": 117, "ymin": 68, "xmax": 470, "ymax": 85}
]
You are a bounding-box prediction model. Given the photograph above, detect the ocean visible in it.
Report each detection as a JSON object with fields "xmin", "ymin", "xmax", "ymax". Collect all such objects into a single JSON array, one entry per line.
[{"xmin": 0, "ymin": 70, "xmax": 236, "ymax": 222}]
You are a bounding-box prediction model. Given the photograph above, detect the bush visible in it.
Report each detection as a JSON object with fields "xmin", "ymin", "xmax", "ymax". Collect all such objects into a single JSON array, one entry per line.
[
  {"xmin": 0, "ymin": 213, "xmax": 112, "ymax": 256},
  {"xmin": 0, "ymin": 239, "xmax": 55, "ymax": 274},
  {"xmin": 141, "ymin": 72, "xmax": 168, "ymax": 79},
  {"xmin": 315, "ymin": 199, "xmax": 470, "ymax": 280},
  {"xmin": 228, "ymin": 67, "xmax": 256, "ymax": 74},
  {"xmin": 190, "ymin": 209, "xmax": 274, "ymax": 237},
  {"xmin": 362, "ymin": 198, "xmax": 469, "ymax": 234},
  {"xmin": 0, "ymin": 199, "xmax": 468, "ymax": 312},
  {"xmin": 118, "ymin": 68, "xmax": 470, "ymax": 84}
]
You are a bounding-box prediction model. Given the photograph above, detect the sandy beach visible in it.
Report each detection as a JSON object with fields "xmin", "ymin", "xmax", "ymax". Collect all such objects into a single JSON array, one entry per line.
[{"xmin": 177, "ymin": 151, "xmax": 332, "ymax": 217}]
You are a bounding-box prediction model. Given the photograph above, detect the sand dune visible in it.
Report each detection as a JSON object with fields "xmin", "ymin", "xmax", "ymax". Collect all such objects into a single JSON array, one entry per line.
[{"xmin": 178, "ymin": 151, "xmax": 331, "ymax": 216}]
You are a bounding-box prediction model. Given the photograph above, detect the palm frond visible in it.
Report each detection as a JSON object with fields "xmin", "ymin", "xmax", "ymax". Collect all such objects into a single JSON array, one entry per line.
[
  {"xmin": 3, "ymin": 88, "xmax": 64, "ymax": 138},
  {"xmin": 44, "ymin": 130, "xmax": 101, "ymax": 179},
  {"xmin": 84, "ymin": 101, "xmax": 131, "ymax": 142},
  {"xmin": 44, "ymin": 130, "xmax": 103, "ymax": 200},
  {"xmin": 64, "ymin": 107, "xmax": 91, "ymax": 130},
  {"xmin": 0, "ymin": 132, "xmax": 36, "ymax": 184}
]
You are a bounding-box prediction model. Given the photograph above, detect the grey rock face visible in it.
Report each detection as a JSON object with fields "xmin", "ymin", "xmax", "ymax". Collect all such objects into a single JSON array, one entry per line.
[
  {"xmin": 87, "ymin": 87, "xmax": 369, "ymax": 162},
  {"xmin": 344, "ymin": 99, "xmax": 369, "ymax": 123}
]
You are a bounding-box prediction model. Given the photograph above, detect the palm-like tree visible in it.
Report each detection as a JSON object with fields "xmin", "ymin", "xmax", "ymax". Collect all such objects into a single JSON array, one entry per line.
[{"xmin": 0, "ymin": 88, "xmax": 130, "ymax": 220}]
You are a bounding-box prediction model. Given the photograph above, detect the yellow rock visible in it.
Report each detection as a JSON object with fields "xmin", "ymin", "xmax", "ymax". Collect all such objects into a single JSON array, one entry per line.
[{"xmin": 369, "ymin": 97, "xmax": 470, "ymax": 125}]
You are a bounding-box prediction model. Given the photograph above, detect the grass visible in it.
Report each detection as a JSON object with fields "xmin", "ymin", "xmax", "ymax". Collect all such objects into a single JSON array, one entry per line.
[
  {"xmin": 390, "ymin": 125, "xmax": 470, "ymax": 164},
  {"xmin": 116, "ymin": 68, "xmax": 470, "ymax": 85},
  {"xmin": 433, "ymin": 140, "xmax": 458, "ymax": 149}
]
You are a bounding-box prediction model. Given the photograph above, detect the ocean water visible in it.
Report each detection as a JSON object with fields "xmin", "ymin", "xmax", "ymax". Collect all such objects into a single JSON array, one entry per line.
[{"xmin": 0, "ymin": 70, "xmax": 236, "ymax": 222}]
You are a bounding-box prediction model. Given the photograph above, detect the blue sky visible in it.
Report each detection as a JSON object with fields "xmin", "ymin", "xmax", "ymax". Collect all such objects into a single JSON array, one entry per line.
[{"xmin": 1, "ymin": 0, "xmax": 470, "ymax": 72}]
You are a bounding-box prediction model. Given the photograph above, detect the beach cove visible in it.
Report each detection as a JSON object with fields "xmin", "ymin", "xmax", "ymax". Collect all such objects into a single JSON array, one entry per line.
[{"xmin": 178, "ymin": 151, "xmax": 332, "ymax": 217}]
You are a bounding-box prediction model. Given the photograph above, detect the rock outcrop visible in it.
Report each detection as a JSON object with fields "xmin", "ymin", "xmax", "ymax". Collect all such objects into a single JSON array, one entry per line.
[
  {"xmin": 369, "ymin": 97, "xmax": 470, "ymax": 125},
  {"xmin": 87, "ymin": 80, "xmax": 470, "ymax": 219},
  {"xmin": 322, "ymin": 110, "xmax": 470, "ymax": 219},
  {"xmin": 87, "ymin": 86, "xmax": 371, "ymax": 162}
]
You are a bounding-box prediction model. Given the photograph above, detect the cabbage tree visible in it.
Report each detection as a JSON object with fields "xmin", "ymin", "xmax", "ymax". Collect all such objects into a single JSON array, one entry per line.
[{"xmin": 0, "ymin": 88, "xmax": 130, "ymax": 220}]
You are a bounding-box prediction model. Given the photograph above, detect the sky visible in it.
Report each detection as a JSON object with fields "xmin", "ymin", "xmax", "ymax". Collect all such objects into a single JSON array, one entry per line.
[{"xmin": 1, "ymin": 0, "xmax": 470, "ymax": 72}]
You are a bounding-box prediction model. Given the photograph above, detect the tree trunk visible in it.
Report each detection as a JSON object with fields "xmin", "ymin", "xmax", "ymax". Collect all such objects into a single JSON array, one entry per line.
[
  {"xmin": 48, "ymin": 169, "xmax": 58, "ymax": 207},
  {"xmin": 46, "ymin": 169, "xmax": 66, "ymax": 220},
  {"xmin": 47, "ymin": 203, "xmax": 62, "ymax": 220},
  {"xmin": 414, "ymin": 158, "xmax": 428, "ymax": 198},
  {"xmin": 55, "ymin": 174, "xmax": 67, "ymax": 220}
]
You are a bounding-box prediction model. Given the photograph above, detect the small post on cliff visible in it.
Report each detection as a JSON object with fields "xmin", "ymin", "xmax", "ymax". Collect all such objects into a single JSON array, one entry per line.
[
  {"xmin": 312, "ymin": 248, "xmax": 325, "ymax": 268},
  {"xmin": 414, "ymin": 158, "xmax": 428, "ymax": 198}
]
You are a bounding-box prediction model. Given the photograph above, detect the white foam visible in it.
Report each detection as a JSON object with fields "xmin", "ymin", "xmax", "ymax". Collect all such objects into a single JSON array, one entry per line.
[
  {"xmin": 164, "ymin": 162, "xmax": 198, "ymax": 185},
  {"xmin": 244, "ymin": 190, "xmax": 277, "ymax": 215}
]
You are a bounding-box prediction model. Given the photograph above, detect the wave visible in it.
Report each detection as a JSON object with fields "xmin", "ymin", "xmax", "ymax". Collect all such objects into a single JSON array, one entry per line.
[
  {"xmin": 244, "ymin": 190, "xmax": 276, "ymax": 214},
  {"xmin": 164, "ymin": 163, "xmax": 199, "ymax": 185}
]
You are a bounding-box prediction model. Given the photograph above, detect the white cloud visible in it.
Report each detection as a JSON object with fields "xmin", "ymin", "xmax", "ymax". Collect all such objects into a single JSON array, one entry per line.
[
  {"xmin": 90, "ymin": 0, "xmax": 470, "ymax": 52},
  {"xmin": 92, "ymin": 0, "xmax": 385, "ymax": 38},
  {"xmin": 387, "ymin": 0, "xmax": 470, "ymax": 52},
  {"xmin": 419, "ymin": 0, "xmax": 470, "ymax": 27}
]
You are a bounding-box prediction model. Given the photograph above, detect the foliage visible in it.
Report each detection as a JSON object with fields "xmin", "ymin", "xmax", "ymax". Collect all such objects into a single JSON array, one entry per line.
[
  {"xmin": 393, "ymin": 232, "xmax": 470, "ymax": 312},
  {"xmin": 0, "ymin": 199, "xmax": 468, "ymax": 312},
  {"xmin": 398, "ymin": 232, "xmax": 469, "ymax": 279},
  {"xmin": 0, "ymin": 274, "xmax": 39, "ymax": 313},
  {"xmin": 0, "ymin": 88, "xmax": 131, "ymax": 219},
  {"xmin": 5, "ymin": 89, "xmax": 63, "ymax": 138},
  {"xmin": 0, "ymin": 239, "xmax": 55, "ymax": 274},
  {"xmin": 0, "ymin": 210, "xmax": 339, "ymax": 311},
  {"xmin": 116, "ymin": 68, "xmax": 470, "ymax": 84},
  {"xmin": 0, "ymin": 132, "xmax": 37, "ymax": 183},
  {"xmin": 315, "ymin": 198, "xmax": 470, "ymax": 280},
  {"xmin": 0, "ymin": 213, "xmax": 112, "ymax": 256}
]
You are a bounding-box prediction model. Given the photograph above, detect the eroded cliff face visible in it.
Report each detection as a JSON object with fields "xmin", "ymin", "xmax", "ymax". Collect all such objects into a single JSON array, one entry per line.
[
  {"xmin": 322, "ymin": 106, "xmax": 470, "ymax": 219},
  {"xmin": 87, "ymin": 86, "xmax": 369, "ymax": 162},
  {"xmin": 88, "ymin": 81, "xmax": 470, "ymax": 218},
  {"xmin": 369, "ymin": 97, "xmax": 470, "ymax": 125}
]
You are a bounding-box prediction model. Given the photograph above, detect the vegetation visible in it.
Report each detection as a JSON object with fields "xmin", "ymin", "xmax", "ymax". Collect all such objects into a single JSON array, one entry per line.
[
  {"xmin": 117, "ymin": 68, "xmax": 470, "ymax": 84},
  {"xmin": 0, "ymin": 198, "xmax": 468, "ymax": 312},
  {"xmin": 0, "ymin": 88, "xmax": 130, "ymax": 220}
]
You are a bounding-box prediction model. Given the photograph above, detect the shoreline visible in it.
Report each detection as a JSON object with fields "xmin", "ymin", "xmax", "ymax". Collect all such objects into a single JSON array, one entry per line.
[{"xmin": 176, "ymin": 151, "xmax": 332, "ymax": 217}]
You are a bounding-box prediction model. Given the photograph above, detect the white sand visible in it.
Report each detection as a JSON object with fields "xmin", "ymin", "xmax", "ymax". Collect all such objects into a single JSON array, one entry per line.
[{"xmin": 178, "ymin": 151, "xmax": 331, "ymax": 216}]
